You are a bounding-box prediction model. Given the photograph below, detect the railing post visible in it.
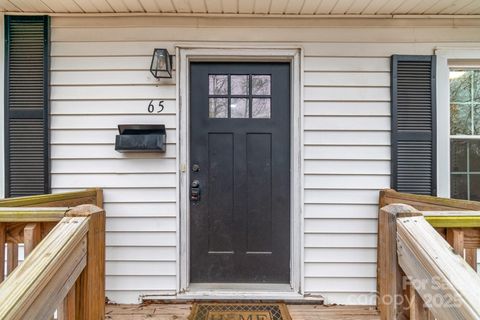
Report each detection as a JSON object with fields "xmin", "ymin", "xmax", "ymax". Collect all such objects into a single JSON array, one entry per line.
[
  {"xmin": 377, "ymin": 203, "xmax": 422, "ymax": 320},
  {"xmin": 66, "ymin": 204, "xmax": 105, "ymax": 320},
  {"xmin": 95, "ymin": 188, "xmax": 103, "ymax": 209}
]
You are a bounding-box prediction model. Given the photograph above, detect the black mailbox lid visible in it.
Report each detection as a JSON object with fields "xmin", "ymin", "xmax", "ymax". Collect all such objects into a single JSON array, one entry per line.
[
  {"xmin": 118, "ymin": 124, "xmax": 166, "ymax": 135},
  {"xmin": 115, "ymin": 124, "xmax": 166, "ymax": 153}
]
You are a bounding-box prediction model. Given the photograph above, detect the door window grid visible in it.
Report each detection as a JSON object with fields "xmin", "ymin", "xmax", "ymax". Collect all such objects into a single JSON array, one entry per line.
[
  {"xmin": 208, "ymin": 74, "xmax": 271, "ymax": 119},
  {"xmin": 450, "ymin": 69, "xmax": 480, "ymax": 200}
]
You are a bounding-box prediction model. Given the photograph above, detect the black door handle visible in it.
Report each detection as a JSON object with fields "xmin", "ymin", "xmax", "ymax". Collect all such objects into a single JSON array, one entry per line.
[{"xmin": 191, "ymin": 179, "xmax": 201, "ymax": 202}]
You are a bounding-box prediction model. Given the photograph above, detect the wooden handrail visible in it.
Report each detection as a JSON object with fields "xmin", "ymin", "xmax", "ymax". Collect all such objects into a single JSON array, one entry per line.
[
  {"xmin": 0, "ymin": 189, "xmax": 103, "ymax": 283},
  {"xmin": 0, "ymin": 207, "xmax": 68, "ymax": 222},
  {"xmin": 0, "ymin": 189, "xmax": 105, "ymax": 320},
  {"xmin": 379, "ymin": 189, "xmax": 480, "ymax": 271},
  {"xmin": 397, "ymin": 211, "xmax": 480, "ymax": 319},
  {"xmin": 378, "ymin": 200, "xmax": 480, "ymax": 320},
  {"xmin": 0, "ymin": 216, "xmax": 89, "ymax": 319},
  {"xmin": 0, "ymin": 204, "xmax": 105, "ymax": 320},
  {"xmin": 380, "ymin": 189, "xmax": 480, "ymax": 211},
  {"xmin": 422, "ymin": 211, "xmax": 480, "ymax": 228},
  {"xmin": 0, "ymin": 188, "xmax": 103, "ymax": 208}
]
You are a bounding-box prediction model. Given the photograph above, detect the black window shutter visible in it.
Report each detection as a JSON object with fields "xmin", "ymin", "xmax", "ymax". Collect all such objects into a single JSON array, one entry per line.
[
  {"xmin": 5, "ymin": 16, "xmax": 50, "ymax": 197},
  {"xmin": 391, "ymin": 55, "xmax": 436, "ymax": 196}
]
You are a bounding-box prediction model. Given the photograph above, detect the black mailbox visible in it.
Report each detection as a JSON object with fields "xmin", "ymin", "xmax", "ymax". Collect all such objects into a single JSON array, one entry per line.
[{"xmin": 115, "ymin": 124, "xmax": 166, "ymax": 153}]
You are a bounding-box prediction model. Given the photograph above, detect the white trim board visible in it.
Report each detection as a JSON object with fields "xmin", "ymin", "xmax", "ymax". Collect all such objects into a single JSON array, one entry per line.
[
  {"xmin": 175, "ymin": 46, "xmax": 304, "ymax": 298},
  {"xmin": 435, "ymin": 48, "xmax": 480, "ymax": 198}
]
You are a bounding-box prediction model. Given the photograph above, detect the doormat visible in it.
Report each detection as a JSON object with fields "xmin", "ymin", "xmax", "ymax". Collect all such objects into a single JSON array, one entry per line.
[{"xmin": 189, "ymin": 303, "xmax": 292, "ymax": 320}]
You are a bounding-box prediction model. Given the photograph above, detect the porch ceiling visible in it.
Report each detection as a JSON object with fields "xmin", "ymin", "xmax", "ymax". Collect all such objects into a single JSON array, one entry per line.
[{"xmin": 0, "ymin": 0, "xmax": 479, "ymax": 16}]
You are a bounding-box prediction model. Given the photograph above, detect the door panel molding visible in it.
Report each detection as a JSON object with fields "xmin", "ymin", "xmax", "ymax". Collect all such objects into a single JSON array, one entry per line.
[{"xmin": 177, "ymin": 46, "xmax": 304, "ymax": 295}]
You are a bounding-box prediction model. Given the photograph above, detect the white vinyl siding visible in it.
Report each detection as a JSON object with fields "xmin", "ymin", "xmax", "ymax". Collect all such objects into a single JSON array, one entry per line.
[{"xmin": 48, "ymin": 16, "xmax": 480, "ymax": 304}]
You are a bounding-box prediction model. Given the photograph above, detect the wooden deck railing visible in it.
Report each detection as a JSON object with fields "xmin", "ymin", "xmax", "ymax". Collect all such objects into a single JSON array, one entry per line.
[
  {"xmin": 0, "ymin": 189, "xmax": 104, "ymax": 320},
  {"xmin": 378, "ymin": 189, "xmax": 480, "ymax": 320},
  {"xmin": 0, "ymin": 188, "xmax": 102, "ymax": 281}
]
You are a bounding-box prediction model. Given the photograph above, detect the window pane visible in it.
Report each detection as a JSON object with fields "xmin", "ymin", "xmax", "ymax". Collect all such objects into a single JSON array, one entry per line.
[
  {"xmin": 450, "ymin": 70, "xmax": 472, "ymax": 103},
  {"xmin": 252, "ymin": 98, "xmax": 271, "ymax": 118},
  {"xmin": 231, "ymin": 75, "xmax": 249, "ymax": 95},
  {"xmin": 252, "ymin": 75, "xmax": 271, "ymax": 95},
  {"xmin": 209, "ymin": 75, "xmax": 228, "ymax": 95},
  {"xmin": 209, "ymin": 98, "xmax": 228, "ymax": 118},
  {"xmin": 451, "ymin": 174, "xmax": 468, "ymax": 200},
  {"xmin": 474, "ymin": 104, "xmax": 480, "ymax": 135},
  {"xmin": 474, "ymin": 71, "xmax": 480, "ymax": 102},
  {"xmin": 470, "ymin": 140, "xmax": 480, "ymax": 172},
  {"xmin": 450, "ymin": 103, "xmax": 472, "ymax": 135},
  {"xmin": 471, "ymin": 175, "xmax": 480, "ymax": 201},
  {"xmin": 451, "ymin": 140, "xmax": 468, "ymax": 172},
  {"xmin": 230, "ymin": 98, "xmax": 249, "ymax": 118}
]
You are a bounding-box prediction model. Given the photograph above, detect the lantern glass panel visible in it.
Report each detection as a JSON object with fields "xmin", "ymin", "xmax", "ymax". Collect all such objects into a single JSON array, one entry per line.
[{"xmin": 150, "ymin": 49, "xmax": 172, "ymax": 78}]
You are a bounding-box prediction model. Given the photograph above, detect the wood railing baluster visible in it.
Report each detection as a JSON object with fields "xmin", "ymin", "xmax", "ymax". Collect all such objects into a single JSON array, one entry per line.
[
  {"xmin": 24, "ymin": 223, "xmax": 41, "ymax": 257},
  {"xmin": 6, "ymin": 242, "xmax": 18, "ymax": 275},
  {"xmin": 407, "ymin": 284, "xmax": 429, "ymax": 320},
  {"xmin": 465, "ymin": 248, "xmax": 477, "ymax": 271},
  {"xmin": 58, "ymin": 285, "xmax": 76, "ymax": 320},
  {"xmin": 446, "ymin": 228, "xmax": 465, "ymax": 256}
]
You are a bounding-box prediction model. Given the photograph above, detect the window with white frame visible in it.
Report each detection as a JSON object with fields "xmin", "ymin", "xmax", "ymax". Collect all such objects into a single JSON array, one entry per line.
[{"xmin": 450, "ymin": 69, "xmax": 480, "ymax": 200}]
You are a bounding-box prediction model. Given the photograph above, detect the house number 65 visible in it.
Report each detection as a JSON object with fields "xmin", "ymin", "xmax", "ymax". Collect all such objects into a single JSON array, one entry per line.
[{"xmin": 148, "ymin": 100, "xmax": 165, "ymax": 113}]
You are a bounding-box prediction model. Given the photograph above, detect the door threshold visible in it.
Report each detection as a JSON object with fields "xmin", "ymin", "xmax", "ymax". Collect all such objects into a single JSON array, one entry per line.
[{"xmin": 179, "ymin": 283, "xmax": 306, "ymax": 301}]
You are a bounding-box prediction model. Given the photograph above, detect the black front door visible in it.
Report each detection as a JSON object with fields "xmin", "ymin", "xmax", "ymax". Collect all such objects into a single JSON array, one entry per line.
[{"xmin": 189, "ymin": 62, "xmax": 291, "ymax": 284}]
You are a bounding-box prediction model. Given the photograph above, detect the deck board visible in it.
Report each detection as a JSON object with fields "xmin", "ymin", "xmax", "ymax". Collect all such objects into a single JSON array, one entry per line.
[{"xmin": 106, "ymin": 304, "xmax": 380, "ymax": 319}]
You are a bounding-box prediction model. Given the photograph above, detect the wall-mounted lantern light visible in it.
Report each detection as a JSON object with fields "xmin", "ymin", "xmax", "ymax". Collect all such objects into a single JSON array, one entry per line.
[{"xmin": 150, "ymin": 48, "xmax": 173, "ymax": 79}]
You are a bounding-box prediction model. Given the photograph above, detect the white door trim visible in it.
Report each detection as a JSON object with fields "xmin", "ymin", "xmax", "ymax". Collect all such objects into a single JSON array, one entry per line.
[{"xmin": 176, "ymin": 46, "xmax": 304, "ymax": 297}]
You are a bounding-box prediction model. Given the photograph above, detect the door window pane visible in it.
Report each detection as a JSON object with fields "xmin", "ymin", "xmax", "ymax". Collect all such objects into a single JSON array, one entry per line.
[
  {"xmin": 231, "ymin": 75, "xmax": 249, "ymax": 95},
  {"xmin": 252, "ymin": 75, "xmax": 271, "ymax": 95},
  {"xmin": 208, "ymin": 74, "xmax": 272, "ymax": 119},
  {"xmin": 209, "ymin": 98, "xmax": 228, "ymax": 118},
  {"xmin": 230, "ymin": 98, "xmax": 249, "ymax": 118},
  {"xmin": 209, "ymin": 75, "xmax": 228, "ymax": 95},
  {"xmin": 252, "ymin": 98, "xmax": 271, "ymax": 118}
]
